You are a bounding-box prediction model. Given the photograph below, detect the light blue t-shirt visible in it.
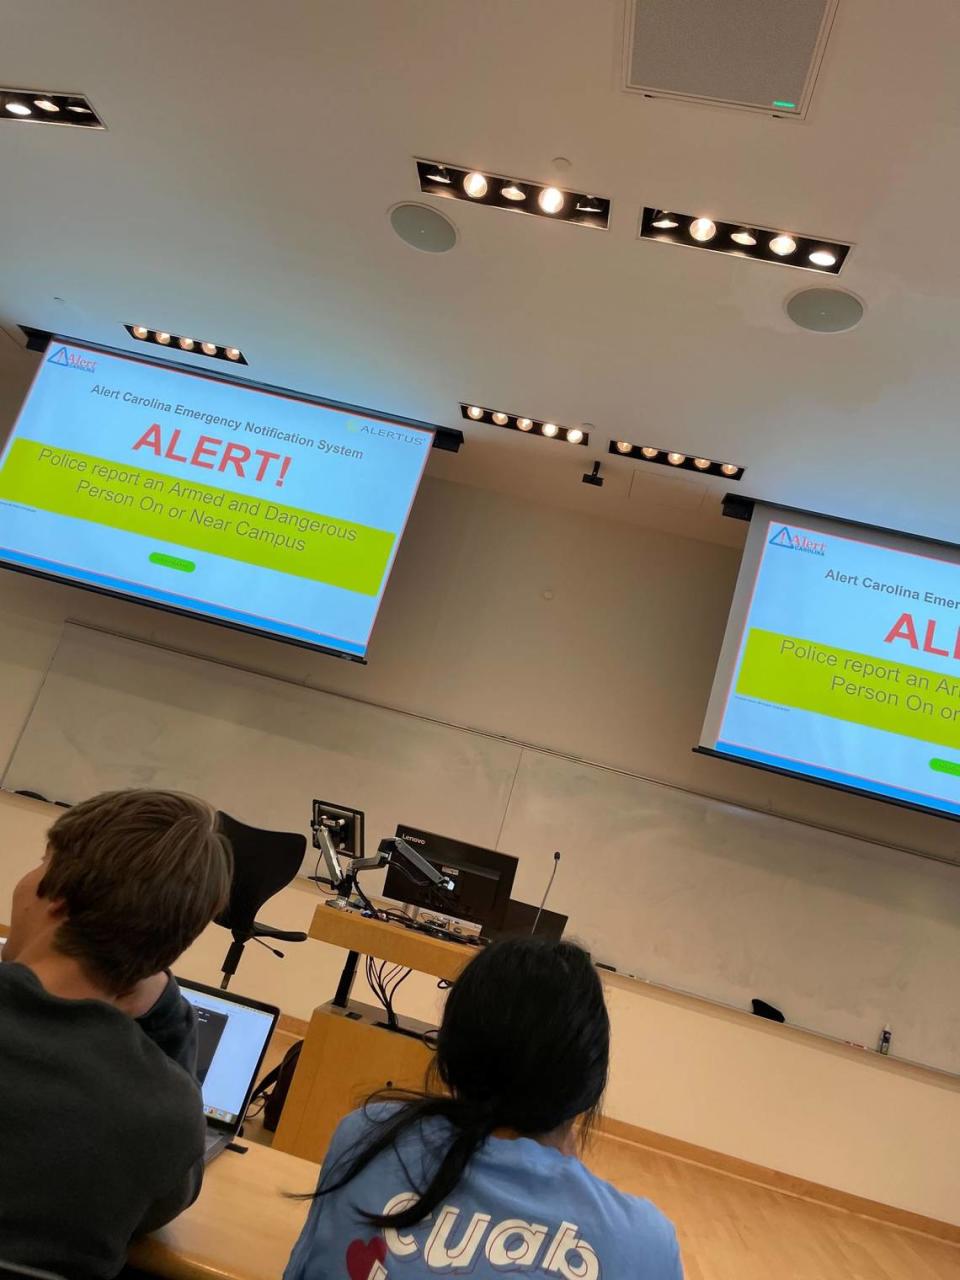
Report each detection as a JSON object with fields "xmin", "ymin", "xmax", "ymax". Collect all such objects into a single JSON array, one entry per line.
[{"xmin": 285, "ymin": 1107, "xmax": 683, "ymax": 1280}]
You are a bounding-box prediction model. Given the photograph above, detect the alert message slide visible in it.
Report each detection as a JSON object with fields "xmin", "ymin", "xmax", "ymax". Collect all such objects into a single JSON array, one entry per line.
[
  {"xmin": 713, "ymin": 519, "xmax": 960, "ymax": 816},
  {"xmin": 0, "ymin": 342, "xmax": 433, "ymax": 655}
]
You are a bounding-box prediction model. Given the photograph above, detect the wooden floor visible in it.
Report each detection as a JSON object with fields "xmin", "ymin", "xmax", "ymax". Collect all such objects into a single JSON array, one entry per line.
[
  {"xmin": 247, "ymin": 1031, "xmax": 960, "ymax": 1280},
  {"xmin": 588, "ymin": 1137, "xmax": 960, "ymax": 1280}
]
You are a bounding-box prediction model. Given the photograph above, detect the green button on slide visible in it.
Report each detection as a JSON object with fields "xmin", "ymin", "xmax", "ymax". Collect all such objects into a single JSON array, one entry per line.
[
  {"xmin": 149, "ymin": 552, "xmax": 196, "ymax": 573},
  {"xmin": 929, "ymin": 758, "xmax": 960, "ymax": 777}
]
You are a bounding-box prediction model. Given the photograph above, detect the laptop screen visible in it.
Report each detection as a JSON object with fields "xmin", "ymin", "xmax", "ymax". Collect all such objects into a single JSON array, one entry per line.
[{"xmin": 180, "ymin": 984, "xmax": 276, "ymax": 1127}]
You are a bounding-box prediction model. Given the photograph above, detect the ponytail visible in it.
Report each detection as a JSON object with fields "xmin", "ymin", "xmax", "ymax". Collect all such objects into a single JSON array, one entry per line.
[
  {"xmin": 311, "ymin": 939, "xmax": 609, "ymax": 1230},
  {"xmin": 315, "ymin": 1089, "xmax": 499, "ymax": 1228}
]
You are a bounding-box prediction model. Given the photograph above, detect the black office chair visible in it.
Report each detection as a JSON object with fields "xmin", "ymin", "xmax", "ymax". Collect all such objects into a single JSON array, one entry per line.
[{"xmin": 215, "ymin": 811, "xmax": 308, "ymax": 990}]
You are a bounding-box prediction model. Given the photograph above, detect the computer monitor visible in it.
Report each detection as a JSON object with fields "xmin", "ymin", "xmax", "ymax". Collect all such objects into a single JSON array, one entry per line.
[
  {"xmin": 383, "ymin": 826, "xmax": 518, "ymax": 933},
  {"xmin": 178, "ymin": 979, "xmax": 278, "ymax": 1128},
  {"xmin": 492, "ymin": 899, "xmax": 568, "ymax": 942}
]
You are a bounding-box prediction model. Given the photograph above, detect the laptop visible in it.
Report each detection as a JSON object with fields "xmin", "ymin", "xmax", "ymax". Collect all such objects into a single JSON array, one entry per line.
[{"xmin": 177, "ymin": 977, "xmax": 279, "ymax": 1161}]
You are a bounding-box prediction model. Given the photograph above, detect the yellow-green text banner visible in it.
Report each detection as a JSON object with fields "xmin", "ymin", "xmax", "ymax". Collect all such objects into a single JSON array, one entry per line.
[
  {"xmin": 736, "ymin": 627, "xmax": 960, "ymax": 752},
  {"xmin": 0, "ymin": 438, "xmax": 394, "ymax": 595}
]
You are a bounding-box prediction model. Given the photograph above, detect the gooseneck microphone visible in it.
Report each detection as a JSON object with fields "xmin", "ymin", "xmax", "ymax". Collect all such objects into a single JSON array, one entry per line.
[{"xmin": 532, "ymin": 851, "xmax": 561, "ymax": 935}]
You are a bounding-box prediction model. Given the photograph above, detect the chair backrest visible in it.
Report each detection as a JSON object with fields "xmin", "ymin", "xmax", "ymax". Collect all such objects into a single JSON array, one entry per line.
[{"xmin": 216, "ymin": 811, "xmax": 307, "ymax": 933}]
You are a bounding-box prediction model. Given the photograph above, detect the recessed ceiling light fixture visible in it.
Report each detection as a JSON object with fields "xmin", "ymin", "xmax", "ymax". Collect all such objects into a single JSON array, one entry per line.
[
  {"xmin": 640, "ymin": 207, "xmax": 850, "ymax": 274},
  {"xmin": 419, "ymin": 160, "xmax": 610, "ymax": 230},
  {"xmin": 460, "ymin": 403, "xmax": 589, "ymax": 445},
  {"xmin": 609, "ymin": 439, "xmax": 744, "ymax": 480},
  {"xmin": 125, "ymin": 325, "xmax": 248, "ymax": 365},
  {"xmin": 688, "ymin": 218, "xmax": 717, "ymax": 243},
  {"xmin": 808, "ymin": 248, "xmax": 838, "ymax": 268},
  {"xmin": 0, "ymin": 88, "xmax": 104, "ymax": 128},
  {"xmin": 463, "ymin": 171, "xmax": 489, "ymax": 199},
  {"xmin": 538, "ymin": 187, "xmax": 565, "ymax": 215}
]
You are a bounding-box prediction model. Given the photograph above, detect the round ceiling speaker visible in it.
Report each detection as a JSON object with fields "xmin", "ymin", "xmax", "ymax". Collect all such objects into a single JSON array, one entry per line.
[
  {"xmin": 786, "ymin": 288, "xmax": 864, "ymax": 333},
  {"xmin": 389, "ymin": 203, "xmax": 457, "ymax": 253}
]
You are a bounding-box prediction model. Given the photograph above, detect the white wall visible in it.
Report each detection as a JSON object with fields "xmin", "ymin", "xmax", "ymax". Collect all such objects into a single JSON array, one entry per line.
[{"xmin": 0, "ymin": 471, "xmax": 957, "ymax": 861}]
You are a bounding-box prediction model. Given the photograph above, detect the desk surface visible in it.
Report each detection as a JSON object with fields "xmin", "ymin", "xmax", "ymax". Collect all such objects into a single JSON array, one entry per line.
[
  {"xmin": 309, "ymin": 903, "xmax": 474, "ymax": 981},
  {"xmin": 129, "ymin": 1142, "xmax": 318, "ymax": 1280}
]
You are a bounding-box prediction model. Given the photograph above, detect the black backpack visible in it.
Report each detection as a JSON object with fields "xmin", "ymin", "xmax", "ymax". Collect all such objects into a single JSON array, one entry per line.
[{"xmin": 250, "ymin": 1038, "xmax": 302, "ymax": 1131}]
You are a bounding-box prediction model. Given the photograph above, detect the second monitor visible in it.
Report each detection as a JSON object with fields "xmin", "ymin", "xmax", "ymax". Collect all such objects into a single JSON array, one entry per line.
[{"xmin": 383, "ymin": 826, "xmax": 518, "ymax": 934}]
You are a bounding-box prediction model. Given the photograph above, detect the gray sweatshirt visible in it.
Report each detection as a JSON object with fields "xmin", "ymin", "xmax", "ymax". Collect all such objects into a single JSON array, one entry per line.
[{"xmin": 0, "ymin": 963, "xmax": 205, "ymax": 1277}]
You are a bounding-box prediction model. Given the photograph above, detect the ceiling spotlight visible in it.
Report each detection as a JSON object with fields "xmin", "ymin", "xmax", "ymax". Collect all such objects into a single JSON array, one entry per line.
[
  {"xmin": 131, "ymin": 325, "xmax": 149, "ymax": 339},
  {"xmin": 463, "ymin": 172, "xmax": 488, "ymax": 199},
  {"xmin": 689, "ymin": 218, "xmax": 717, "ymax": 243},
  {"xmin": 615, "ymin": 441, "xmax": 633, "ymax": 454},
  {"xmin": 538, "ymin": 187, "xmax": 565, "ymax": 215},
  {"xmin": 517, "ymin": 417, "xmax": 533, "ymax": 431},
  {"xmin": 566, "ymin": 428, "xmax": 584, "ymax": 445},
  {"xmin": 4, "ymin": 101, "xmax": 31, "ymax": 116},
  {"xmin": 418, "ymin": 160, "xmax": 610, "ymax": 230},
  {"xmin": 155, "ymin": 331, "xmax": 171, "ymax": 345},
  {"xmin": 201, "ymin": 341, "xmax": 218, "ymax": 355},
  {"xmin": 693, "ymin": 457, "xmax": 711, "ymax": 469},
  {"xmin": 809, "ymin": 248, "xmax": 838, "ymax": 268},
  {"xmin": 179, "ymin": 337, "xmax": 195, "ymax": 351},
  {"xmin": 466, "ymin": 405, "xmax": 484, "ymax": 420},
  {"xmin": 33, "ymin": 98, "xmax": 60, "ymax": 113},
  {"xmin": 491, "ymin": 411, "xmax": 509, "ymax": 425},
  {"xmin": 641, "ymin": 206, "xmax": 849, "ymax": 274},
  {"xmin": 667, "ymin": 452, "xmax": 685, "ymax": 465},
  {"xmin": 641, "ymin": 447, "xmax": 659, "ymax": 459},
  {"xmin": 541, "ymin": 422, "xmax": 559, "ymax": 437},
  {"xmin": 66, "ymin": 104, "xmax": 93, "ymax": 114},
  {"xmin": 225, "ymin": 347, "xmax": 241, "ymax": 361},
  {"xmin": 721, "ymin": 463, "xmax": 740, "ymax": 476}
]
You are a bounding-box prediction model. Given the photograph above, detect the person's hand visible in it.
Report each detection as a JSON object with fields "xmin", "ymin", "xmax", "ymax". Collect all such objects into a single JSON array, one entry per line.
[{"xmin": 116, "ymin": 971, "xmax": 170, "ymax": 1019}]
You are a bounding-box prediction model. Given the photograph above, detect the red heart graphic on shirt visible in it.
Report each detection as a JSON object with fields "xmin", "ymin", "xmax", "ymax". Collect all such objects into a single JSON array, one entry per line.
[{"xmin": 346, "ymin": 1236, "xmax": 387, "ymax": 1280}]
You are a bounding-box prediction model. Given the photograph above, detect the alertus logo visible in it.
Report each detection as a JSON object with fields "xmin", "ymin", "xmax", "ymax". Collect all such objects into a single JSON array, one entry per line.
[
  {"xmin": 768, "ymin": 525, "xmax": 826, "ymax": 556},
  {"xmin": 47, "ymin": 346, "xmax": 96, "ymax": 372}
]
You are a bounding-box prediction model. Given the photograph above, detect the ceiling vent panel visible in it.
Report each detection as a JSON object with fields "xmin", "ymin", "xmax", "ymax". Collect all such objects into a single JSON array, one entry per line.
[{"xmin": 623, "ymin": 0, "xmax": 838, "ymax": 119}]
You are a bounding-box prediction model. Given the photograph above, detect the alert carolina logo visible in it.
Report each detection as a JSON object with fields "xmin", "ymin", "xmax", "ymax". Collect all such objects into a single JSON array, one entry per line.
[
  {"xmin": 768, "ymin": 525, "xmax": 826, "ymax": 556},
  {"xmin": 47, "ymin": 346, "xmax": 96, "ymax": 373}
]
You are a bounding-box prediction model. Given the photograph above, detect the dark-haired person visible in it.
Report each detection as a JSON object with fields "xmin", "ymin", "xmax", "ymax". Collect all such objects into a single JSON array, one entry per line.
[
  {"xmin": 0, "ymin": 789, "xmax": 233, "ymax": 1278},
  {"xmin": 286, "ymin": 937, "xmax": 683, "ymax": 1280}
]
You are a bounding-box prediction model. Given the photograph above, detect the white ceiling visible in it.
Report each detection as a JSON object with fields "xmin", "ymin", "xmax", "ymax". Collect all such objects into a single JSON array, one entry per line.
[{"xmin": 1, "ymin": 0, "xmax": 959, "ymax": 549}]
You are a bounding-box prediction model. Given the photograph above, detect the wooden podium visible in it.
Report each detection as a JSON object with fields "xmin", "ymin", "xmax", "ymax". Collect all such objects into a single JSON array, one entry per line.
[{"xmin": 272, "ymin": 907, "xmax": 473, "ymax": 1162}]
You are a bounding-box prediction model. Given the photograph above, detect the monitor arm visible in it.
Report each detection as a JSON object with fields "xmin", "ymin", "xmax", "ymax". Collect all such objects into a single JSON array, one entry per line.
[
  {"xmin": 378, "ymin": 836, "xmax": 456, "ymax": 892},
  {"xmin": 312, "ymin": 830, "xmax": 454, "ymax": 904}
]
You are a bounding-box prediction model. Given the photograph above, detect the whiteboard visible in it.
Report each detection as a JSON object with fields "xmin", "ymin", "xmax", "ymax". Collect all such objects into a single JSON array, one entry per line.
[
  {"xmin": 3, "ymin": 625, "xmax": 522, "ymax": 868},
  {"xmin": 6, "ymin": 623, "xmax": 960, "ymax": 1073},
  {"xmin": 498, "ymin": 751, "xmax": 960, "ymax": 1072}
]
